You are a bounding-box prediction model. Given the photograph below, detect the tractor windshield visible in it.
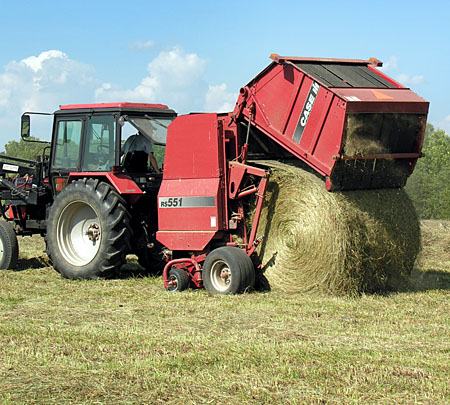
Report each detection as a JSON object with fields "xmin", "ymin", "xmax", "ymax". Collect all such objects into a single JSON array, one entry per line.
[{"xmin": 124, "ymin": 116, "xmax": 174, "ymax": 145}]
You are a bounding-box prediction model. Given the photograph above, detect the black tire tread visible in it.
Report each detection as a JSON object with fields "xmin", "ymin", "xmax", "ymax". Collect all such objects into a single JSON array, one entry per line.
[
  {"xmin": 203, "ymin": 246, "xmax": 255, "ymax": 295},
  {"xmin": 168, "ymin": 267, "xmax": 190, "ymax": 292},
  {"xmin": 0, "ymin": 220, "xmax": 19, "ymax": 270},
  {"xmin": 46, "ymin": 178, "xmax": 132, "ymax": 279}
]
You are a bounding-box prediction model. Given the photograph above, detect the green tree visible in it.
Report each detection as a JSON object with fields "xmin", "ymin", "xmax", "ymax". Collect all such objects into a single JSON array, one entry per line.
[
  {"xmin": 406, "ymin": 124, "xmax": 450, "ymax": 219},
  {"xmin": 1, "ymin": 137, "xmax": 49, "ymax": 161}
]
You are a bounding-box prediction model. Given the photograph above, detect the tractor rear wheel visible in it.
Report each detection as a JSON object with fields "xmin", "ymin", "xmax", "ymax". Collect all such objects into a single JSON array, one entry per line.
[
  {"xmin": 0, "ymin": 220, "xmax": 18, "ymax": 270},
  {"xmin": 46, "ymin": 179, "xmax": 132, "ymax": 279},
  {"xmin": 202, "ymin": 246, "xmax": 255, "ymax": 295}
]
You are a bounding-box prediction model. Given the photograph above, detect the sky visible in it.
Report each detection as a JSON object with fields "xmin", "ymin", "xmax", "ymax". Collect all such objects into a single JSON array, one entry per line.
[{"xmin": 0, "ymin": 0, "xmax": 449, "ymax": 147}]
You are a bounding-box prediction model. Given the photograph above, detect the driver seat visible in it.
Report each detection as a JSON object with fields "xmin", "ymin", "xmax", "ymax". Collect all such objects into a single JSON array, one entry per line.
[{"xmin": 123, "ymin": 151, "xmax": 148, "ymax": 173}]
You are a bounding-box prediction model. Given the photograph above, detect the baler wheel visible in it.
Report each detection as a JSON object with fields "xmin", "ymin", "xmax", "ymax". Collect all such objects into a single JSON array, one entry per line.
[
  {"xmin": 0, "ymin": 220, "xmax": 18, "ymax": 270},
  {"xmin": 166, "ymin": 267, "xmax": 190, "ymax": 292},
  {"xmin": 46, "ymin": 179, "xmax": 132, "ymax": 279},
  {"xmin": 202, "ymin": 246, "xmax": 255, "ymax": 295}
]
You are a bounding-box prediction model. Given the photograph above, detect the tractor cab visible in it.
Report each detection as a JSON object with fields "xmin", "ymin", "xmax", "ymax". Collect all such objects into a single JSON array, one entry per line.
[{"xmin": 43, "ymin": 102, "xmax": 177, "ymax": 195}]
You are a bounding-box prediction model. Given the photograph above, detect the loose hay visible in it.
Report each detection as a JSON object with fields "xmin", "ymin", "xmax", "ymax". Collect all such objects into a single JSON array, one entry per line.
[
  {"xmin": 344, "ymin": 114, "xmax": 388, "ymax": 155},
  {"xmin": 416, "ymin": 220, "xmax": 450, "ymax": 272},
  {"xmin": 254, "ymin": 161, "xmax": 421, "ymax": 296}
]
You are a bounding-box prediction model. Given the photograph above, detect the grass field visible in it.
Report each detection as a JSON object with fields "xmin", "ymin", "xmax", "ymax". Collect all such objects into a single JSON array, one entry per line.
[{"xmin": 0, "ymin": 221, "xmax": 449, "ymax": 404}]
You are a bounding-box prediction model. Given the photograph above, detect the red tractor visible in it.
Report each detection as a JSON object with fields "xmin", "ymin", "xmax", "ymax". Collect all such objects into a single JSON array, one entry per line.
[{"xmin": 0, "ymin": 55, "xmax": 429, "ymax": 294}]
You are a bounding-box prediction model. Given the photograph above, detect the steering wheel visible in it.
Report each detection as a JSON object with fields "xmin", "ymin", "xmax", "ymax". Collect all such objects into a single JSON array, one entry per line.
[{"xmin": 96, "ymin": 144, "xmax": 110, "ymax": 164}]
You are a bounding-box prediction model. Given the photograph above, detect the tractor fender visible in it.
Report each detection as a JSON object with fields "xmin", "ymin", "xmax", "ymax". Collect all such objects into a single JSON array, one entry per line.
[{"xmin": 67, "ymin": 172, "xmax": 143, "ymax": 195}]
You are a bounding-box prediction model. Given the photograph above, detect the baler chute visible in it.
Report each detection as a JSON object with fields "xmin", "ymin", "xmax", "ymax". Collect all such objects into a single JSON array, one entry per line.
[{"xmin": 232, "ymin": 55, "xmax": 429, "ymax": 190}]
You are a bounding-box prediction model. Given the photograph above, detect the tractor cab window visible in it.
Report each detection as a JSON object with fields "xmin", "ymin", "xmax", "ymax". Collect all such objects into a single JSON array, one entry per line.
[
  {"xmin": 53, "ymin": 120, "xmax": 83, "ymax": 168},
  {"xmin": 125, "ymin": 116, "xmax": 173, "ymax": 145},
  {"xmin": 82, "ymin": 115, "xmax": 116, "ymax": 171},
  {"xmin": 120, "ymin": 116, "xmax": 174, "ymax": 169}
]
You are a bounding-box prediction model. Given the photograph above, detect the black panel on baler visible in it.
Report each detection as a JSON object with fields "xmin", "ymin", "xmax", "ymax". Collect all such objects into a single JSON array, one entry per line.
[{"xmin": 293, "ymin": 62, "xmax": 397, "ymax": 88}]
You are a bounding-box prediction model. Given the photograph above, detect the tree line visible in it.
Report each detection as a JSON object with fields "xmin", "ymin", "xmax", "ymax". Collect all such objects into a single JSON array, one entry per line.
[
  {"xmin": 1, "ymin": 124, "xmax": 449, "ymax": 220},
  {"xmin": 405, "ymin": 124, "xmax": 450, "ymax": 220}
]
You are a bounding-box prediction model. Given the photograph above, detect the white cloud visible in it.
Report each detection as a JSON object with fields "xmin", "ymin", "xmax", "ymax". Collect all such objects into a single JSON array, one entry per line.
[
  {"xmin": 0, "ymin": 47, "xmax": 239, "ymax": 147},
  {"xmin": 437, "ymin": 115, "xmax": 450, "ymax": 135},
  {"xmin": 396, "ymin": 73, "xmax": 425, "ymax": 86},
  {"xmin": 379, "ymin": 56, "xmax": 398, "ymax": 72},
  {"xmin": 132, "ymin": 40, "xmax": 156, "ymax": 49},
  {"xmin": 378, "ymin": 56, "xmax": 425, "ymax": 87},
  {"xmin": 96, "ymin": 46, "xmax": 209, "ymax": 113},
  {"xmin": 21, "ymin": 50, "xmax": 67, "ymax": 73},
  {"xmin": 0, "ymin": 50, "xmax": 97, "ymax": 146},
  {"xmin": 204, "ymin": 83, "xmax": 237, "ymax": 113}
]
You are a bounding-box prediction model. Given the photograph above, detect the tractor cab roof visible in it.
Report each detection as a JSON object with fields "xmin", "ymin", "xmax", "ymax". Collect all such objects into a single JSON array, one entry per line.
[{"xmin": 55, "ymin": 102, "xmax": 177, "ymax": 116}]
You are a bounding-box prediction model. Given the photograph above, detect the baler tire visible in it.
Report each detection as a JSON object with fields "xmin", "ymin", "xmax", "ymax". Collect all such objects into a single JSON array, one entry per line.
[
  {"xmin": 167, "ymin": 267, "xmax": 190, "ymax": 292},
  {"xmin": 0, "ymin": 220, "xmax": 18, "ymax": 270},
  {"xmin": 203, "ymin": 246, "xmax": 255, "ymax": 295},
  {"xmin": 241, "ymin": 254, "xmax": 256, "ymax": 292},
  {"xmin": 46, "ymin": 179, "xmax": 132, "ymax": 280}
]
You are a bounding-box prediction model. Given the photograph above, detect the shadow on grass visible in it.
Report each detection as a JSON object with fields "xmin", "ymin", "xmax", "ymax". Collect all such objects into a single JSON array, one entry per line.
[
  {"xmin": 109, "ymin": 263, "xmax": 160, "ymax": 280},
  {"xmin": 13, "ymin": 255, "xmax": 450, "ymax": 294},
  {"xmin": 15, "ymin": 256, "xmax": 51, "ymax": 271},
  {"xmin": 407, "ymin": 268, "xmax": 450, "ymax": 292},
  {"xmin": 369, "ymin": 268, "xmax": 450, "ymax": 298},
  {"xmin": 110, "ymin": 263, "xmax": 450, "ymax": 294},
  {"xmin": 13, "ymin": 256, "xmax": 156, "ymax": 280}
]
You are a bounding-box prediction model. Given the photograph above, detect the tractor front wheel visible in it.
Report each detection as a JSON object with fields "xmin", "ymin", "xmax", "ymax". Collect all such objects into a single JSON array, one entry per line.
[
  {"xmin": 46, "ymin": 179, "xmax": 132, "ymax": 279},
  {"xmin": 0, "ymin": 220, "xmax": 18, "ymax": 270},
  {"xmin": 202, "ymin": 247, "xmax": 255, "ymax": 295}
]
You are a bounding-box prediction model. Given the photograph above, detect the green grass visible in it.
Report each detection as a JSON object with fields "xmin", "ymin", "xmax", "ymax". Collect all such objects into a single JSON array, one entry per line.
[{"xmin": 0, "ymin": 234, "xmax": 449, "ymax": 404}]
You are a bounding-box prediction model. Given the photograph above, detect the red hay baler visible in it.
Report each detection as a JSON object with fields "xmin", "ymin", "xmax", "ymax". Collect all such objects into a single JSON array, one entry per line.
[{"xmin": 0, "ymin": 55, "xmax": 428, "ymax": 294}]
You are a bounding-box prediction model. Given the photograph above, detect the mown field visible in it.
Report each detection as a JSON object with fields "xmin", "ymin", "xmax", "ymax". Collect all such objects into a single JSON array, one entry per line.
[{"xmin": 0, "ymin": 221, "xmax": 449, "ymax": 404}]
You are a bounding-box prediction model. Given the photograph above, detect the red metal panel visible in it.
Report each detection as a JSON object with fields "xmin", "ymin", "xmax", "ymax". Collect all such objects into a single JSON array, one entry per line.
[
  {"xmin": 270, "ymin": 54, "xmax": 382, "ymax": 66},
  {"xmin": 164, "ymin": 114, "xmax": 222, "ymax": 180},
  {"xmin": 298, "ymin": 89, "xmax": 334, "ymax": 154},
  {"xmin": 68, "ymin": 172, "xmax": 143, "ymax": 194},
  {"xmin": 157, "ymin": 232, "xmax": 216, "ymax": 251},
  {"xmin": 251, "ymin": 65, "xmax": 301, "ymax": 132},
  {"xmin": 157, "ymin": 177, "xmax": 222, "ymax": 251},
  {"xmin": 335, "ymin": 88, "xmax": 428, "ymax": 113},
  {"xmin": 309, "ymin": 98, "xmax": 347, "ymax": 171},
  {"xmin": 282, "ymin": 72, "xmax": 313, "ymax": 141},
  {"xmin": 157, "ymin": 177, "xmax": 222, "ymax": 232},
  {"xmin": 54, "ymin": 177, "xmax": 68, "ymax": 193},
  {"xmin": 60, "ymin": 102, "xmax": 169, "ymax": 110},
  {"xmin": 242, "ymin": 62, "xmax": 346, "ymax": 177}
]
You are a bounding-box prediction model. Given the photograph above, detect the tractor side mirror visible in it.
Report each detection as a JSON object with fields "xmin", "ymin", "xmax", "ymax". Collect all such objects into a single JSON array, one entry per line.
[{"xmin": 21, "ymin": 114, "xmax": 30, "ymax": 139}]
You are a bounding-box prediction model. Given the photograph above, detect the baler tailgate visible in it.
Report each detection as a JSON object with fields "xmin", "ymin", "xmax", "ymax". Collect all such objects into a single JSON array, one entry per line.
[
  {"xmin": 236, "ymin": 55, "xmax": 429, "ymax": 191},
  {"xmin": 329, "ymin": 111, "xmax": 426, "ymax": 190}
]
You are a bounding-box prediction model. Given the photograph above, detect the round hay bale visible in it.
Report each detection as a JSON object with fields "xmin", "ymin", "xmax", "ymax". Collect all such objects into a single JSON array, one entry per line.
[{"xmin": 254, "ymin": 161, "xmax": 421, "ymax": 296}]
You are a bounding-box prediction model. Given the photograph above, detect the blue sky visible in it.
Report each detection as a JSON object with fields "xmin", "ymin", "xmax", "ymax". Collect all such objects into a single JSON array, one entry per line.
[{"xmin": 0, "ymin": 0, "xmax": 448, "ymax": 146}]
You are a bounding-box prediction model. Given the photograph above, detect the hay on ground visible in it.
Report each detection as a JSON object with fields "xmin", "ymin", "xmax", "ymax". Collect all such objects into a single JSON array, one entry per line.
[
  {"xmin": 253, "ymin": 161, "xmax": 421, "ymax": 296},
  {"xmin": 416, "ymin": 220, "xmax": 450, "ymax": 272}
]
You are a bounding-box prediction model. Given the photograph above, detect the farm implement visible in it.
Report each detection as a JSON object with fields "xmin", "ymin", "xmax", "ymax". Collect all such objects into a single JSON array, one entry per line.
[{"xmin": 0, "ymin": 55, "xmax": 429, "ymax": 294}]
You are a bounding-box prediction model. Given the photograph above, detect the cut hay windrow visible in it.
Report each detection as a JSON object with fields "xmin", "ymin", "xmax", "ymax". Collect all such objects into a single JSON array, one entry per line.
[
  {"xmin": 252, "ymin": 161, "xmax": 421, "ymax": 296},
  {"xmin": 417, "ymin": 220, "xmax": 450, "ymax": 272}
]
